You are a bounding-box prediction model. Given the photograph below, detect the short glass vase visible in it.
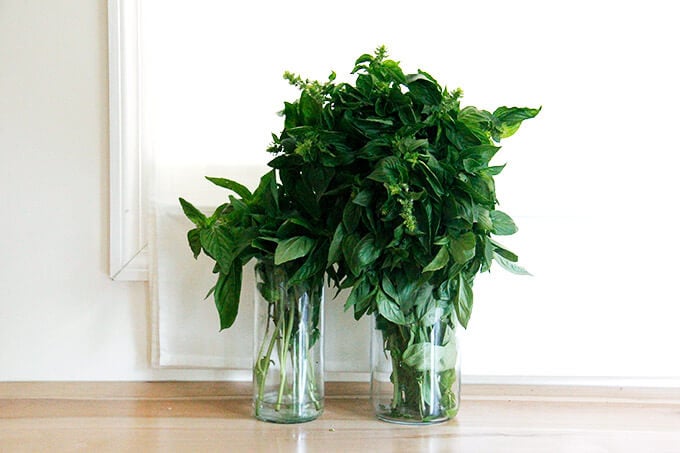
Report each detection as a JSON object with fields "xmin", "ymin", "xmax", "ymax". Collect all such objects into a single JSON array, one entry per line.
[{"xmin": 370, "ymin": 312, "xmax": 461, "ymax": 424}]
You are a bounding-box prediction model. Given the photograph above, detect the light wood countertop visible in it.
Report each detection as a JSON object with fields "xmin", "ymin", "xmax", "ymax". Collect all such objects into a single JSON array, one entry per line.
[{"xmin": 1, "ymin": 382, "xmax": 679, "ymax": 452}]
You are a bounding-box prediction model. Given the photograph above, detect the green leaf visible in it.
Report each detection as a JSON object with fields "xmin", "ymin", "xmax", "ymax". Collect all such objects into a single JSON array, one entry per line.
[
  {"xmin": 423, "ymin": 246, "xmax": 449, "ymax": 273},
  {"xmin": 199, "ymin": 227, "xmax": 235, "ymax": 272},
  {"xmin": 289, "ymin": 174, "xmax": 320, "ymax": 219},
  {"xmin": 274, "ymin": 236, "xmax": 315, "ymax": 265},
  {"xmin": 214, "ymin": 265, "xmax": 242, "ymax": 330},
  {"xmin": 251, "ymin": 170, "xmax": 279, "ymax": 212},
  {"xmin": 327, "ymin": 223, "xmax": 345, "ymax": 267},
  {"xmin": 352, "ymin": 189, "xmax": 373, "ymax": 207},
  {"xmin": 381, "ymin": 275, "xmax": 399, "ymax": 303},
  {"xmin": 355, "ymin": 53, "xmax": 373, "ymax": 65},
  {"xmin": 283, "ymin": 101, "xmax": 299, "ymax": 129},
  {"xmin": 344, "ymin": 277, "xmax": 370, "ymax": 311},
  {"xmin": 382, "ymin": 59, "xmax": 406, "ymax": 84},
  {"xmin": 492, "ymin": 106, "xmax": 541, "ymax": 139},
  {"xmin": 490, "ymin": 210, "xmax": 518, "ymax": 235},
  {"xmin": 341, "ymin": 233, "xmax": 360, "ymax": 276},
  {"xmin": 204, "ymin": 177, "xmax": 253, "ymax": 200},
  {"xmin": 458, "ymin": 106, "xmax": 495, "ymax": 134},
  {"xmin": 299, "ymin": 90, "xmax": 322, "ymax": 125},
  {"xmin": 367, "ymin": 156, "xmax": 407, "ymax": 184},
  {"xmin": 353, "ymin": 234, "xmax": 381, "ymax": 269},
  {"xmin": 179, "ymin": 198, "xmax": 207, "ymax": 227},
  {"xmin": 482, "ymin": 237, "xmax": 494, "ymax": 272},
  {"xmin": 486, "ymin": 164, "xmax": 506, "ymax": 176},
  {"xmin": 376, "ymin": 289, "xmax": 408, "ymax": 325},
  {"xmin": 406, "ymin": 73, "xmax": 442, "ymax": 105},
  {"xmin": 461, "ymin": 144, "xmax": 501, "ymax": 167},
  {"xmin": 463, "ymin": 158, "xmax": 485, "ymax": 173},
  {"xmin": 187, "ymin": 228, "xmax": 201, "ymax": 259},
  {"xmin": 402, "ymin": 340, "xmax": 457, "ymax": 372},
  {"xmin": 449, "ymin": 232, "xmax": 476, "ymax": 265},
  {"xmin": 416, "ymin": 160, "xmax": 444, "ymax": 197},
  {"xmin": 268, "ymin": 153, "xmax": 303, "ymax": 169},
  {"xmin": 346, "ymin": 234, "xmax": 380, "ymax": 276},
  {"xmin": 493, "ymin": 252, "xmax": 531, "ymax": 275},
  {"xmin": 474, "ymin": 205, "xmax": 493, "ymax": 231},
  {"xmin": 342, "ymin": 201, "xmax": 361, "ymax": 233},
  {"xmin": 454, "ymin": 273, "xmax": 473, "ymax": 328},
  {"xmin": 288, "ymin": 244, "xmax": 326, "ymax": 286},
  {"xmin": 417, "ymin": 298, "xmax": 448, "ymax": 327}
]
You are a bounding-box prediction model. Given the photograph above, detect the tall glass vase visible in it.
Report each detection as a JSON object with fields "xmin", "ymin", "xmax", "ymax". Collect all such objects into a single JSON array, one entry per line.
[
  {"xmin": 371, "ymin": 312, "xmax": 461, "ymax": 424},
  {"xmin": 252, "ymin": 260, "xmax": 324, "ymax": 423}
]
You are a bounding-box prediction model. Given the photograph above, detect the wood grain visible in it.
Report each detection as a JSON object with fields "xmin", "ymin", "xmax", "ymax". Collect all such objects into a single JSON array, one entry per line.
[{"xmin": 1, "ymin": 382, "xmax": 679, "ymax": 452}]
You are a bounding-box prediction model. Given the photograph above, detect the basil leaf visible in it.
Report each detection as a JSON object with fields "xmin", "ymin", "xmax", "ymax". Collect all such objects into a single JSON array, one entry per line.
[
  {"xmin": 288, "ymin": 244, "xmax": 325, "ymax": 286},
  {"xmin": 274, "ymin": 236, "xmax": 314, "ymax": 265},
  {"xmin": 214, "ymin": 265, "xmax": 242, "ymax": 330},
  {"xmin": 402, "ymin": 340, "xmax": 457, "ymax": 372},
  {"xmin": 342, "ymin": 201, "xmax": 361, "ymax": 233},
  {"xmin": 449, "ymin": 232, "xmax": 476, "ymax": 265},
  {"xmin": 490, "ymin": 238, "xmax": 519, "ymax": 262},
  {"xmin": 327, "ymin": 223, "xmax": 345, "ymax": 267},
  {"xmin": 454, "ymin": 273, "xmax": 473, "ymax": 328},
  {"xmin": 179, "ymin": 198, "xmax": 207, "ymax": 227},
  {"xmin": 353, "ymin": 235, "xmax": 381, "ymax": 269},
  {"xmin": 490, "ymin": 210, "xmax": 518, "ymax": 236},
  {"xmin": 406, "ymin": 73, "xmax": 442, "ymax": 106},
  {"xmin": 187, "ymin": 228, "xmax": 201, "ymax": 259},
  {"xmin": 344, "ymin": 277, "xmax": 371, "ymax": 311},
  {"xmin": 352, "ymin": 189, "xmax": 373, "ymax": 207},
  {"xmin": 367, "ymin": 156, "xmax": 407, "ymax": 184},
  {"xmin": 376, "ymin": 289, "xmax": 408, "ymax": 325},
  {"xmin": 381, "ymin": 275, "xmax": 399, "ymax": 303},
  {"xmin": 461, "ymin": 144, "xmax": 501, "ymax": 167},
  {"xmin": 492, "ymin": 106, "xmax": 542, "ymax": 139},
  {"xmin": 199, "ymin": 227, "xmax": 235, "ymax": 272},
  {"xmin": 493, "ymin": 252, "xmax": 531, "ymax": 275},
  {"xmin": 204, "ymin": 177, "xmax": 252, "ymax": 200},
  {"xmin": 423, "ymin": 246, "xmax": 449, "ymax": 273},
  {"xmin": 299, "ymin": 90, "xmax": 322, "ymax": 125}
]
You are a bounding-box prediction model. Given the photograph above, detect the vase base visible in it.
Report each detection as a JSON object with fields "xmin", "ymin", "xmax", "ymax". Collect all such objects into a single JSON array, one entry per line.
[
  {"xmin": 254, "ymin": 399, "xmax": 323, "ymax": 424},
  {"xmin": 375, "ymin": 403, "xmax": 457, "ymax": 425},
  {"xmin": 376, "ymin": 413, "xmax": 449, "ymax": 425}
]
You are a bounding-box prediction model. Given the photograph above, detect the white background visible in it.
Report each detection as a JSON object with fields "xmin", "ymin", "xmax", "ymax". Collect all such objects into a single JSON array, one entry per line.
[
  {"xmin": 145, "ymin": 0, "xmax": 680, "ymax": 380},
  {"xmin": 1, "ymin": 0, "xmax": 678, "ymax": 381}
]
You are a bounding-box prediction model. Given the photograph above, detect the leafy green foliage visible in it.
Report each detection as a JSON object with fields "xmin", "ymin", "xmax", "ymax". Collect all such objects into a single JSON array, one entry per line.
[
  {"xmin": 179, "ymin": 169, "xmax": 329, "ymax": 331},
  {"xmin": 274, "ymin": 236, "xmax": 315, "ymax": 265},
  {"xmin": 205, "ymin": 176, "xmax": 253, "ymax": 200},
  {"xmin": 268, "ymin": 46, "xmax": 539, "ymax": 331},
  {"xmin": 264, "ymin": 46, "xmax": 539, "ymax": 421},
  {"xmin": 180, "ymin": 46, "xmax": 538, "ymax": 421}
]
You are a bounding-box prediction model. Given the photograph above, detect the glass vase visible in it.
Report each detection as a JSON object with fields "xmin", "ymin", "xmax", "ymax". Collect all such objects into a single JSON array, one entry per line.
[
  {"xmin": 370, "ymin": 312, "xmax": 461, "ymax": 424},
  {"xmin": 252, "ymin": 260, "xmax": 324, "ymax": 423}
]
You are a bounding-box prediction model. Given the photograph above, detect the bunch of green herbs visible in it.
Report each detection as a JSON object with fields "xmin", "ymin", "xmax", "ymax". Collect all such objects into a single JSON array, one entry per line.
[
  {"xmin": 179, "ymin": 170, "xmax": 328, "ymax": 415},
  {"xmin": 266, "ymin": 46, "xmax": 540, "ymax": 420}
]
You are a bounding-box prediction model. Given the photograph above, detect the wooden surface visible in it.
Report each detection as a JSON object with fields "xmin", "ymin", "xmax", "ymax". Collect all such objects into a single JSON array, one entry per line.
[{"xmin": 1, "ymin": 382, "xmax": 679, "ymax": 452}]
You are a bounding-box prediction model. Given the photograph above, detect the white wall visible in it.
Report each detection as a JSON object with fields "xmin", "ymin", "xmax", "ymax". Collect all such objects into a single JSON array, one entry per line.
[
  {"xmin": 143, "ymin": 0, "xmax": 680, "ymax": 384},
  {"xmin": 2, "ymin": 0, "xmax": 679, "ymax": 383},
  {"xmin": 0, "ymin": 0, "xmax": 241, "ymax": 381}
]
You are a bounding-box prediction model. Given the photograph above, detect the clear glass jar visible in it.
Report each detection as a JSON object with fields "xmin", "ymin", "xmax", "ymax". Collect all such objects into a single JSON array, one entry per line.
[
  {"xmin": 252, "ymin": 260, "xmax": 324, "ymax": 423},
  {"xmin": 371, "ymin": 312, "xmax": 461, "ymax": 424}
]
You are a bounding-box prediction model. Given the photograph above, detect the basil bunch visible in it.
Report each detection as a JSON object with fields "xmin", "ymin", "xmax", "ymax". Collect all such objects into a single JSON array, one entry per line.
[
  {"xmin": 179, "ymin": 170, "xmax": 329, "ymax": 331},
  {"xmin": 266, "ymin": 47, "xmax": 539, "ymax": 420},
  {"xmin": 181, "ymin": 47, "xmax": 538, "ymax": 420},
  {"xmin": 268, "ymin": 46, "xmax": 539, "ymax": 329}
]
